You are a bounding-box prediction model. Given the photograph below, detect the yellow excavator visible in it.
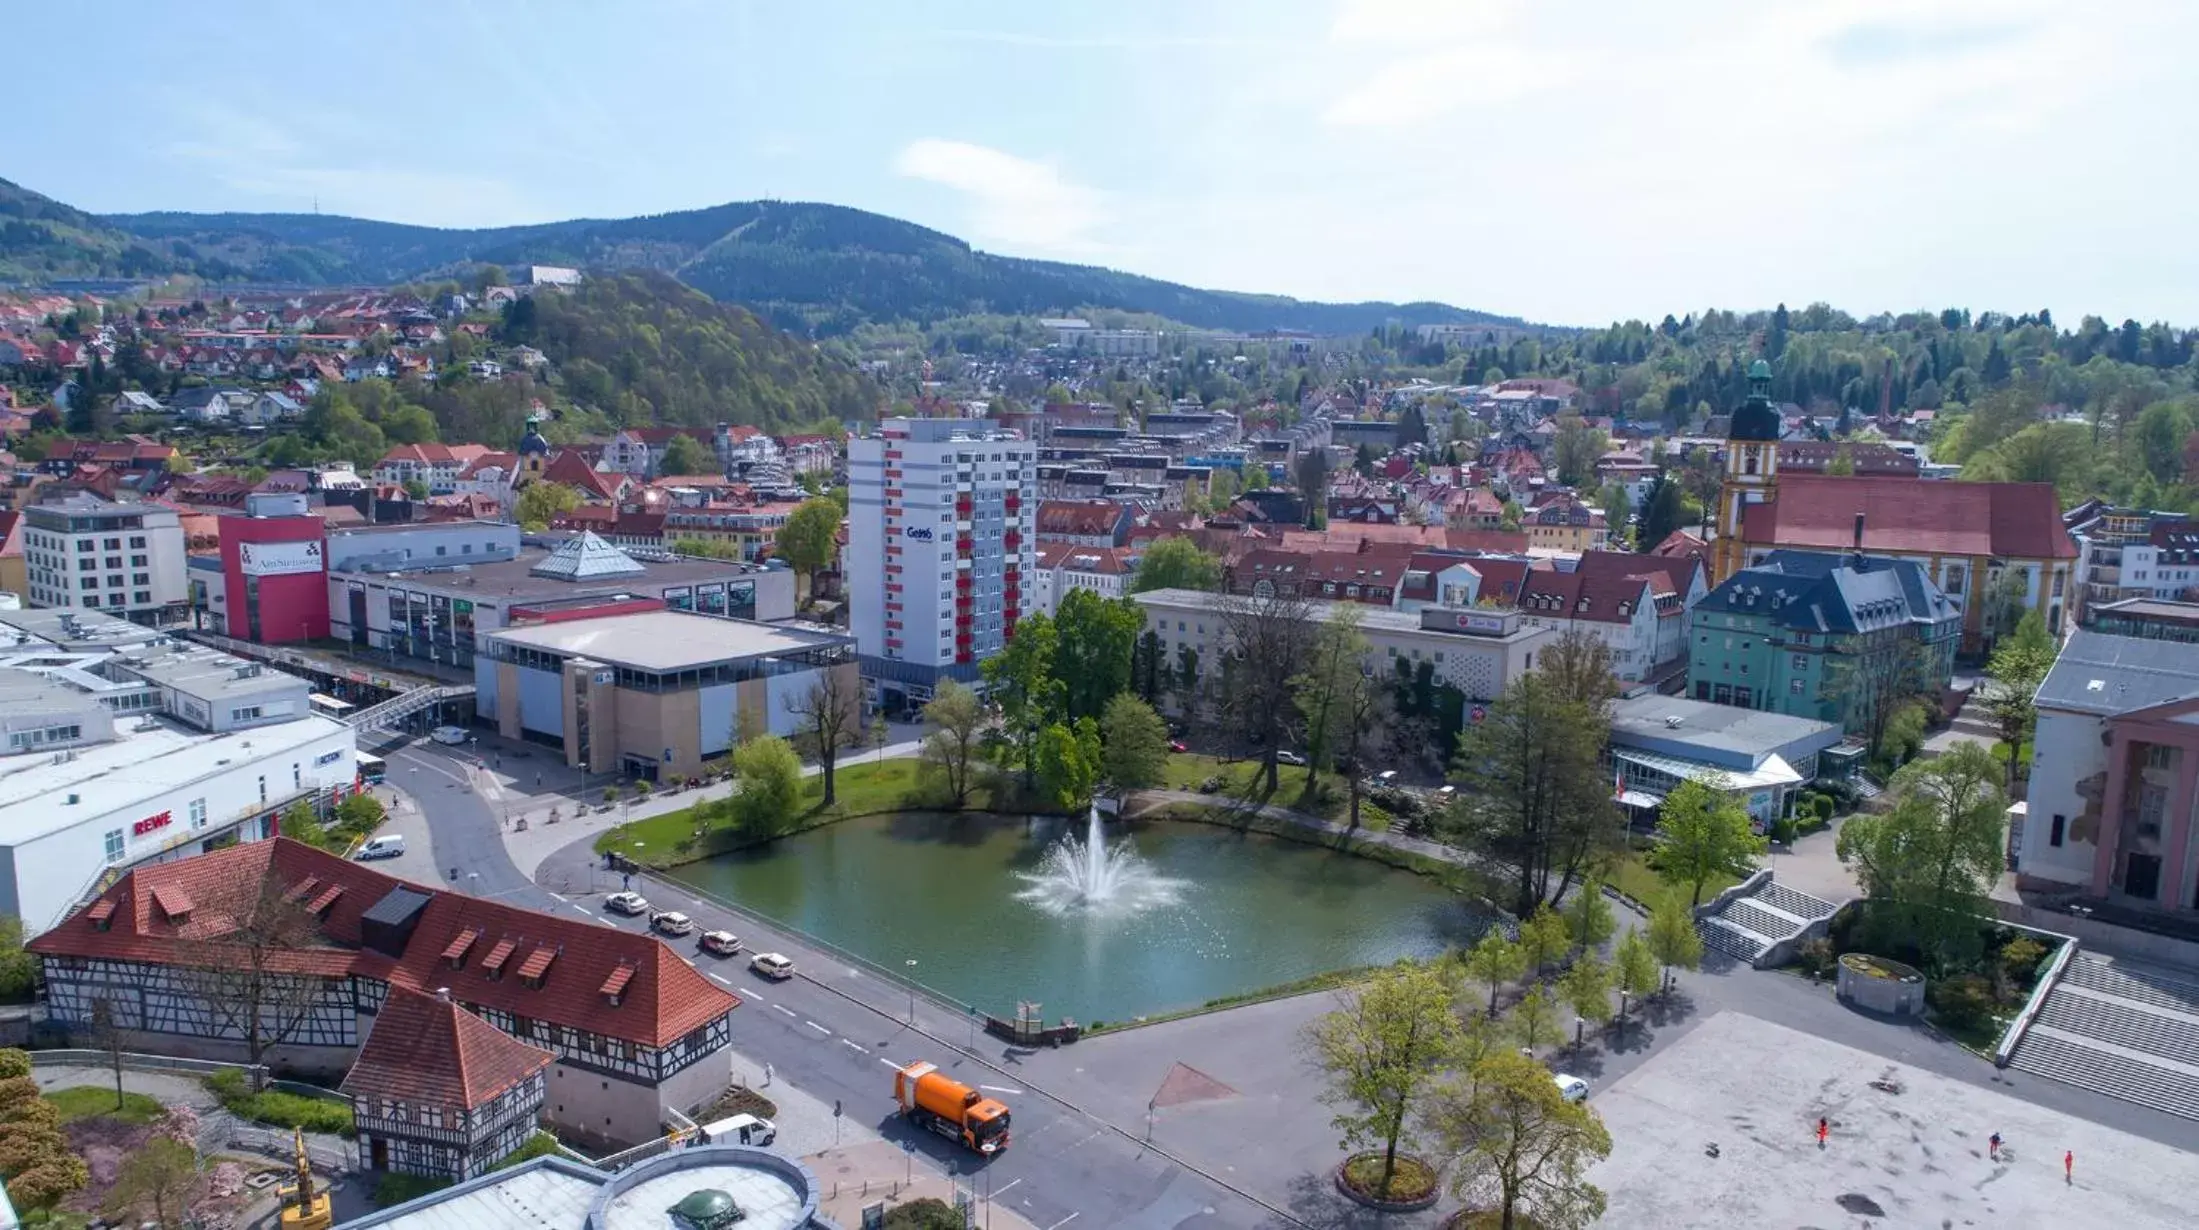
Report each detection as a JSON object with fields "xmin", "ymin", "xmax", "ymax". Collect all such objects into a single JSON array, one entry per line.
[{"xmin": 278, "ymin": 1127, "xmax": 332, "ymax": 1230}]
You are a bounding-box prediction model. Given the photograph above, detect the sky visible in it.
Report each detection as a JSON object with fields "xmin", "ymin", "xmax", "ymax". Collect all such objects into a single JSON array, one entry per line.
[{"xmin": 9, "ymin": 0, "xmax": 2198, "ymax": 327}]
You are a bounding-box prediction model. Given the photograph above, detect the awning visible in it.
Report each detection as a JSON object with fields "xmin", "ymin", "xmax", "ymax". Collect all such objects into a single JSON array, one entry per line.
[
  {"xmin": 1616, "ymin": 790, "xmax": 1665, "ymax": 809},
  {"xmin": 1614, "ymin": 748, "xmax": 1804, "ymax": 791}
]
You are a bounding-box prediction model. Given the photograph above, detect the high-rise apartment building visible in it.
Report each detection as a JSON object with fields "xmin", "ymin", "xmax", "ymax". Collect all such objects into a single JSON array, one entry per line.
[
  {"xmin": 21, "ymin": 492, "xmax": 188, "ymax": 624},
  {"xmin": 847, "ymin": 417, "xmax": 1036, "ymax": 709}
]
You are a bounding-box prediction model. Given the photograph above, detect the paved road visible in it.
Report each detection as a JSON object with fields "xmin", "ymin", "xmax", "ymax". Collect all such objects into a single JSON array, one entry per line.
[{"xmin": 390, "ymin": 730, "xmax": 1285, "ymax": 1229}]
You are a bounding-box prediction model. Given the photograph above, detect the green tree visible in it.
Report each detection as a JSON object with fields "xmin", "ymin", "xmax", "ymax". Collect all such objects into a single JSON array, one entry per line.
[
  {"xmin": 1301, "ymin": 962, "xmax": 1466, "ymax": 1202},
  {"xmin": 1034, "ymin": 721, "xmax": 1100, "ymax": 810},
  {"xmin": 1636, "ymin": 472, "xmax": 1690, "ymax": 550},
  {"xmin": 659, "ymin": 432, "xmax": 715, "ymax": 476},
  {"xmin": 1097, "ymin": 693, "xmax": 1170, "ymax": 793},
  {"xmin": 1982, "ymin": 608, "xmax": 2056, "ymax": 794},
  {"xmin": 382, "ymin": 403, "xmax": 440, "ymax": 446},
  {"xmin": 0, "ymin": 918, "xmax": 40, "ymax": 1002},
  {"xmin": 918, "ymin": 681, "xmax": 987, "ymax": 809},
  {"xmin": 1423, "ymin": 1050, "xmax": 1612, "ymax": 1230},
  {"xmin": 1447, "ymin": 672, "xmax": 1619, "ymax": 917},
  {"xmin": 1562, "ymin": 879, "xmax": 1615, "ymax": 956},
  {"xmin": 1645, "ymin": 891, "xmax": 1704, "ymax": 991},
  {"xmin": 1836, "ymin": 742, "xmax": 2007, "ymax": 967},
  {"xmin": 1129, "ymin": 536, "xmax": 1222, "ymax": 593},
  {"xmin": 278, "ymin": 801, "xmax": 330, "ymax": 851},
  {"xmin": 1052, "ymin": 590, "xmax": 1141, "ymax": 721},
  {"xmin": 1293, "ymin": 604, "xmax": 1369, "ymax": 793},
  {"xmin": 727, "ymin": 735, "xmax": 803, "ymax": 838},
  {"xmin": 1464, "ymin": 931, "xmax": 1526, "ymax": 1018},
  {"xmin": 1559, "ymin": 951, "xmax": 1612, "ymax": 1037},
  {"xmin": 1651, "ymin": 778, "xmax": 1767, "ymax": 905},
  {"xmin": 513, "ymin": 481, "xmax": 583, "ymax": 532},
  {"xmin": 102, "ymin": 1137, "xmax": 200, "ymax": 1230},
  {"xmin": 1613, "ymin": 927, "xmax": 1660, "ymax": 1024},
  {"xmin": 1509, "ymin": 985, "xmax": 1559, "ymax": 1052},
  {"xmin": 774, "ymin": 498, "xmax": 843, "ymax": 602},
  {"xmin": 1550, "ymin": 415, "xmax": 1609, "ymax": 488},
  {"xmin": 1516, "ymin": 905, "xmax": 1570, "ymax": 981},
  {"xmin": 980, "ymin": 611, "xmax": 1061, "ymax": 791}
]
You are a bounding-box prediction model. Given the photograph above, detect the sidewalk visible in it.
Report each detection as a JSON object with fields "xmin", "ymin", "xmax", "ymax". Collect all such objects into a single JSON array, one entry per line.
[{"xmin": 803, "ymin": 1139, "xmax": 1040, "ymax": 1230}]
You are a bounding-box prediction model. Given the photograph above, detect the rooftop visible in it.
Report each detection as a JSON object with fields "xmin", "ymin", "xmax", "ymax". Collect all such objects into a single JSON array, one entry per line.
[
  {"xmin": 343, "ymin": 1147, "xmax": 824, "ymax": 1230},
  {"xmin": 2036, "ymin": 629, "xmax": 2199, "ymax": 716},
  {"xmin": 342, "ymin": 987, "xmax": 554, "ymax": 1111},
  {"xmin": 489, "ymin": 610, "xmax": 851, "ymax": 673},
  {"xmin": 1133, "ymin": 587, "xmax": 1548, "ymax": 643},
  {"xmin": 338, "ymin": 545, "xmax": 762, "ymax": 604},
  {"xmin": 1610, "ymin": 695, "xmax": 1841, "ymax": 761}
]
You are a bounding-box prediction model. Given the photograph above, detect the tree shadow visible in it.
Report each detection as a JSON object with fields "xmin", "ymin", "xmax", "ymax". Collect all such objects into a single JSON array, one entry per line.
[{"xmin": 1280, "ymin": 1168, "xmax": 1425, "ymax": 1230}]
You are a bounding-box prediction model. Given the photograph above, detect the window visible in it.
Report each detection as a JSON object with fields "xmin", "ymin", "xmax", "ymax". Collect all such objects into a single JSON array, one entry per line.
[
  {"xmin": 232, "ymin": 707, "xmax": 263, "ymax": 722},
  {"xmin": 103, "ymin": 537, "xmax": 120, "ymax": 550},
  {"xmin": 130, "ymin": 554, "xmax": 147, "ymax": 567},
  {"xmin": 133, "ymin": 573, "xmax": 149, "ymax": 585},
  {"xmin": 2145, "ymin": 744, "xmax": 2174, "ymax": 771},
  {"xmin": 134, "ymin": 592, "xmax": 150, "ymax": 604},
  {"xmin": 1790, "ymin": 678, "xmax": 1805, "ymax": 694},
  {"xmin": 2049, "ymin": 814, "xmax": 2066, "ymax": 848},
  {"xmin": 1792, "ymin": 653, "xmax": 1808, "ymax": 671},
  {"xmin": 258, "ymin": 775, "xmax": 267, "ymax": 802},
  {"xmin": 106, "ymin": 593, "xmax": 124, "ymax": 607},
  {"xmin": 79, "ymin": 576, "xmax": 96, "ymax": 589},
  {"xmin": 77, "ymin": 540, "xmax": 93, "ymax": 553},
  {"xmin": 104, "ymin": 557, "xmax": 121, "ymax": 570},
  {"xmin": 129, "ymin": 536, "xmax": 146, "ymax": 549},
  {"xmin": 189, "ymin": 797, "xmax": 207, "ymax": 828},
  {"xmin": 103, "ymin": 829, "xmax": 125, "ymax": 863}
]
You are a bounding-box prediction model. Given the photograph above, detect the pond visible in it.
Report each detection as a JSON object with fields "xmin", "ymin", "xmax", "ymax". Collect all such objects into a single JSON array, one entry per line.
[{"xmin": 662, "ymin": 811, "xmax": 1490, "ymax": 1024}]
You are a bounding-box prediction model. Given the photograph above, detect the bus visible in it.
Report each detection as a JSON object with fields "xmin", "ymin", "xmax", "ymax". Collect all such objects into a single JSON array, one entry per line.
[{"xmin": 355, "ymin": 752, "xmax": 387, "ymax": 786}]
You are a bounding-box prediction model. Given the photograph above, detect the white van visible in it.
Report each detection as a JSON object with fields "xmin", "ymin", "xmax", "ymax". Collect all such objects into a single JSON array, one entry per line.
[
  {"xmin": 697, "ymin": 1113, "xmax": 776, "ymax": 1147},
  {"xmin": 356, "ymin": 835, "xmax": 406, "ymax": 861}
]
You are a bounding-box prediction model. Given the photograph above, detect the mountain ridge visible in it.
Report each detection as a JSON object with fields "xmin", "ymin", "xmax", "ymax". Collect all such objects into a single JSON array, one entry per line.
[{"xmin": 2, "ymin": 176, "xmax": 1523, "ymax": 336}]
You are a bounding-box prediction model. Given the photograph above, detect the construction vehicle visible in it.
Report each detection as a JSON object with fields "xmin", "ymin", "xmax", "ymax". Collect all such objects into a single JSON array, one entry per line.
[
  {"xmin": 278, "ymin": 1127, "xmax": 332, "ymax": 1230},
  {"xmin": 893, "ymin": 1061, "xmax": 1011, "ymax": 1154}
]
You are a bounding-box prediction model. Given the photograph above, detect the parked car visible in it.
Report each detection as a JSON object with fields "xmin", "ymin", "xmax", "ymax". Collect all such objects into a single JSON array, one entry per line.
[
  {"xmin": 1168, "ymin": 740, "xmax": 1188, "ymax": 753},
  {"xmin": 699, "ymin": 930, "xmax": 741, "ymax": 956},
  {"xmin": 697, "ymin": 1113, "xmax": 776, "ymax": 1147},
  {"xmin": 1276, "ymin": 749, "xmax": 1308, "ymax": 766},
  {"xmin": 430, "ymin": 725, "xmax": 470, "ymax": 746},
  {"xmin": 355, "ymin": 835, "xmax": 405, "ymax": 860},
  {"xmin": 1553, "ymin": 1074, "xmax": 1589, "ymax": 1103},
  {"xmin": 604, "ymin": 891, "xmax": 650, "ymax": 916},
  {"xmin": 650, "ymin": 911, "xmax": 695, "ymax": 936},
  {"xmin": 749, "ymin": 952, "xmax": 796, "ymax": 980}
]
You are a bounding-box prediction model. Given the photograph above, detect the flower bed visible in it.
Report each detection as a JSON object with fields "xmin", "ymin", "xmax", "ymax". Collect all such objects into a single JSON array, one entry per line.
[
  {"xmin": 1837, "ymin": 953, "xmax": 1926, "ymax": 1015},
  {"xmin": 1335, "ymin": 1152, "xmax": 1440, "ymax": 1211}
]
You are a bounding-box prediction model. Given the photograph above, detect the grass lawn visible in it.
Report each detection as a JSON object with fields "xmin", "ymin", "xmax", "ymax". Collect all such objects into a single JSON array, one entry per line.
[
  {"xmin": 597, "ymin": 756, "xmax": 1040, "ymax": 865},
  {"xmin": 1158, "ymin": 752, "xmax": 1344, "ymax": 815},
  {"xmin": 42, "ymin": 1086, "xmax": 165, "ymax": 1124},
  {"xmin": 1607, "ymin": 849, "xmax": 1737, "ymax": 910}
]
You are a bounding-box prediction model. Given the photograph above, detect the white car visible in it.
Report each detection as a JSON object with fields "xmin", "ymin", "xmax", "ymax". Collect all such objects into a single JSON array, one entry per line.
[
  {"xmin": 604, "ymin": 891, "xmax": 651, "ymax": 916},
  {"xmin": 650, "ymin": 911, "xmax": 695, "ymax": 937},
  {"xmin": 1276, "ymin": 749, "xmax": 1309, "ymax": 766},
  {"xmin": 749, "ymin": 952, "xmax": 795, "ymax": 981},
  {"xmin": 430, "ymin": 725, "xmax": 470, "ymax": 746},
  {"xmin": 1553, "ymin": 1074, "xmax": 1589, "ymax": 1103},
  {"xmin": 699, "ymin": 930, "xmax": 741, "ymax": 956}
]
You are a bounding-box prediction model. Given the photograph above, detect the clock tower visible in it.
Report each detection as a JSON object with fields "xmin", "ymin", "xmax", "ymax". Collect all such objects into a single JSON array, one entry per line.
[{"xmin": 1713, "ymin": 359, "xmax": 1782, "ymax": 581}]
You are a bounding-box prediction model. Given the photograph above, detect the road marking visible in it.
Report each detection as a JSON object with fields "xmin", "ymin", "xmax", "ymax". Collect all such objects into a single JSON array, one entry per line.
[
  {"xmin": 991, "ymin": 1179, "xmax": 1022, "ymax": 1197},
  {"xmin": 707, "ymin": 973, "xmax": 732, "ymax": 986},
  {"xmin": 840, "ymin": 1038, "xmax": 869, "ymax": 1053},
  {"xmin": 979, "ymin": 1084, "xmax": 1023, "ymax": 1095},
  {"xmin": 1045, "ymin": 1215, "xmax": 1079, "ymax": 1230},
  {"xmin": 878, "ymin": 1057, "xmax": 901, "ymax": 1068},
  {"xmin": 573, "ymin": 908, "xmax": 597, "ymax": 920},
  {"xmin": 772, "ymin": 1005, "xmax": 798, "ymax": 1019},
  {"xmin": 805, "ymin": 1020, "xmax": 832, "ymax": 1034}
]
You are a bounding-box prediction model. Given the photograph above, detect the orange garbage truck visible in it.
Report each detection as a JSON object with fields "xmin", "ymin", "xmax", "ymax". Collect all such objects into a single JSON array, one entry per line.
[{"xmin": 893, "ymin": 1061, "xmax": 1011, "ymax": 1154}]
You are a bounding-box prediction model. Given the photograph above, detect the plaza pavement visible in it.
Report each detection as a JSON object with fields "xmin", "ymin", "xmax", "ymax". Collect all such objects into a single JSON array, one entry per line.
[{"xmin": 1591, "ymin": 1009, "xmax": 2199, "ymax": 1229}]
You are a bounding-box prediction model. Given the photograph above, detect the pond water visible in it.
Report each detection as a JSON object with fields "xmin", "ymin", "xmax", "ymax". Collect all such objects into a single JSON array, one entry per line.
[{"xmin": 662, "ymin": 811, "xmax": 1489, "ymax": 1024}]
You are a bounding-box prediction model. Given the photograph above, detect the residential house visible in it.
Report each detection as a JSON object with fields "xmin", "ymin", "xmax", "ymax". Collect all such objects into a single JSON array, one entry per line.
[
  {"xmin": 373, "ymin": 444, "xmax": 493, "ymax": 496},
  {"xmin": 114, "ymin": 390, "xmax": 165, "ymax": 415},
  {"xmin": 342, "ymin": 987, "xmax": 553, "ymax": 1180},
  {"xmin": 1523, "ymin": 493, "xmax": 1608, "ymax": 553},
  {"xmin": 1686, "ymin": 550, "xmax": 1959, "ymax": 736},
  {"xmin": 1032, "ymin": 543, "xmax": 1134, "ymax": 616},
  {"xmin": 602, "ymin": 428, "xmax": 720, "ymax": 479},
  {"xmin": 1035, "ymin": 499, "xmax": 1133, "ymax": 548}
]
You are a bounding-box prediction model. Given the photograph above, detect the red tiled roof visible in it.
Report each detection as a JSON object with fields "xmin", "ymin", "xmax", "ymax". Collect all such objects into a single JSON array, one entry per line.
[
  {"xmin": 341, "ymin": 987, "xmax": 552, "ymax": 1111},
  {"xmin": 1649, "ymin": 529, "xmax": 1707, "ymax": 559},
  {"xmin": 1738, "ymin": 475, "xmax": 2076, "ymax": 560},
  {"xmin": 541, "ymin": 451, "xmax": 625, "ymax": 501},
  {"xmin": 28, "ymin": 840, "xmax": 738, "ymax": 1048},
  {"xmin": 1036, "ymin": 499, "xmax": 1128, "ymax": 539},
  {"xmin": 1575, "ymin": 549, "xmax": 1702, "ymax": 600}
]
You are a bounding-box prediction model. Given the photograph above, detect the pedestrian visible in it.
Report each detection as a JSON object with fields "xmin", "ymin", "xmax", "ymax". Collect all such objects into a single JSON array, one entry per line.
[
  {"xmin": 1989, "ymin": 1132, "xmax": 2001, "ymax": 1160},
  {"xmin": 764, "ymin": 1063, "xmax": 774, "ymax": 1087},
  {"xmin": 1816, "ymin": 1117, "xmax": 1828, "ymax": 1148},
  {"xmin": 2065, "ymin": 1150, "xmax": 2073, "ymax": 1184}
]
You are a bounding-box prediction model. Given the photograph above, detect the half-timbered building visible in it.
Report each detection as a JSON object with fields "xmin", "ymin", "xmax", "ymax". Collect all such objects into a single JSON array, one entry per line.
[
  {"xmin": 29, "ymin": 839, "xmax": 740, "ymax": 1148},
  {"xmin": 343, "ymin": 986, "xmax": 554, "ymax": 1179}
]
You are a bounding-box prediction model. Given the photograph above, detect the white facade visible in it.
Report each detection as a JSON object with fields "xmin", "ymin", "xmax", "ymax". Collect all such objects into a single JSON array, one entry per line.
[
  {"xmin": 19, "ymin": 496, "xmax": 188, "ymax": 621},
  {"xmin": 847, "ymin": 418, "xmax": 1036, "ymax": 701},
  {"xmin": 2017, "ymin": 707, "xmax": 2107, "ymax": 888}
]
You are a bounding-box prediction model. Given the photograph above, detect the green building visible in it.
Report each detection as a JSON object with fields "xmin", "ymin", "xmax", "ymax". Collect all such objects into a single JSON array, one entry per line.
[{"xmin": 1688, "ymin": 550, "xmax": 1959, "ymax": 737}]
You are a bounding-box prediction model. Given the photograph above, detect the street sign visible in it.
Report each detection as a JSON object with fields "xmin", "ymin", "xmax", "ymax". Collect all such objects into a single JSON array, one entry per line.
[
  {"xmin": 834, "ymin": 1099, "xmax": 842, "ymax": 1118},
  {"xmin": 861, "ymin": 1203, "xmax": 885, "ymax": 1230}
]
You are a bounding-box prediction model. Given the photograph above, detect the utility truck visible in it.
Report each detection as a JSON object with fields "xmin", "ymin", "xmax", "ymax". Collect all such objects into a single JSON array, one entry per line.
[{"xmin": 892, "ymin": 1061, "xmax": 1010, "ymax": 1154}]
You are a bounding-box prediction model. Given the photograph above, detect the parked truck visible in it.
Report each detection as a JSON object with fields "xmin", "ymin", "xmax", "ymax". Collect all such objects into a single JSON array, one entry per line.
[{"xmin": 893, "ymin": 1061, "xmax": 1011, "ymax": 1154}]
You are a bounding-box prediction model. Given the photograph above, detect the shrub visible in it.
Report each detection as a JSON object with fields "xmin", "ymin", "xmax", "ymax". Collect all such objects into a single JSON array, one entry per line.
[
  {"xmin": 1768, "ymin": 817, "xmax": 1797, "ymax": 846},
  {"xmin": 881, "ymin": 1198, "xmax": 964, "ymax": 1230},
  {"xmin": 373, "ymin": 1172, "xmax": 451, "ymax": 1207},
  {"xmin": 1927, "ymin": 973, "xmax": 1997, "ymax": 1030},
  {"xmin": 491, "ymin": 1130, "xmax": 563, "ymax": 1171},
  {"xmin": 203, "ymin": 1071, "xmax": 354, "ymax": 1136},
  {"xmin": 1813, "ymin": 794, "xmax": 1836, "ymax": 822},
  {"xmin": 0, "ymin": 1050, "xmax": 28, "ymax": 1080},
  {"xmin": 1997, "ymin": 936, "xmax": 2048, "ymax": 987},
  {"xmin": 6, "ymin": 1156, "xmax": 88, "ymax": 1209},
  {"xmin": 1794, "ymin": 937, "xmax": 1836, "ymax": 978}
]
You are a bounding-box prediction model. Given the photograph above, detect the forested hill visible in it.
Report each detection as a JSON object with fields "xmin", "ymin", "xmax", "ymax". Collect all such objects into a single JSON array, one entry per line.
[{"xmin": 3, "ymin": 176, "xmax": 1514, "ymax": 334}]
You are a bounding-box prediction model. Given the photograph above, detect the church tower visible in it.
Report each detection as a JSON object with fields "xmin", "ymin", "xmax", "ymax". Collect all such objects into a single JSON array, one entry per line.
[
  {"xmin": 1712, "ymin": 359, "xmax": 1782, "ymax": 581},
  {"xmin": 516, "ymin": 412, "xmax": 551, "ymax": 486}
]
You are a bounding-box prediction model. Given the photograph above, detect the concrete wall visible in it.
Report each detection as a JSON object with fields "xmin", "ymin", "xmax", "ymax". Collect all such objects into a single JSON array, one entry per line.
[
  {"xmin": 2020, "ymin": 708, "xmax": 2106, "ymax": 886},
  {"xmin": 698, "ymin": 683, "xmax": 737, "ymax": 757},
  {"xmin": 545, "ymin": 1061, "xmax": 671, "ymax": 1150},
  {"xmin": 516, "ymin": 666, "xmax": 564, "ymax": 739}
]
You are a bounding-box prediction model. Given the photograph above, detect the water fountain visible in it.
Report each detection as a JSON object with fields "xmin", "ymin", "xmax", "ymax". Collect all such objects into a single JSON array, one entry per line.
[{"xmin": 1014, "ymin": 802, "xmax": 1187, "ymax": 916}]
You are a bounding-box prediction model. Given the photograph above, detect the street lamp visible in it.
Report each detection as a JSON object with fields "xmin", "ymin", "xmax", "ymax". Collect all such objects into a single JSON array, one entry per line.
[{"xmin": 905, "ymin": 959, "xmax": 918, "ymax": 1023}]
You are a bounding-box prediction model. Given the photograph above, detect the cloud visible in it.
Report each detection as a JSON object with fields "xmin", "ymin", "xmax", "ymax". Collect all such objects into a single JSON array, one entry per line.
[
  {"xmin": 1328, "ymin": 0, "xmax": 1512, "ymax": 44},
  {"xmin": 893, "ymin": 139, "xmax": 1109, "ymax": 256},
  {"xmin": 1321, "ymin": 0, "xmax": 1574, "ymax": 127}
]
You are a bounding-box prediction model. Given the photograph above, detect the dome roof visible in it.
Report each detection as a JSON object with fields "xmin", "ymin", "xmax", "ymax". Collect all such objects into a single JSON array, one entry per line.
[
  {"xmin": 518, "ymin": 427, "xmax": 551, "ymax": 455},
  {"xmin": 1730, "ymin": 360, "xmax": 1782, "ymax": 442}
]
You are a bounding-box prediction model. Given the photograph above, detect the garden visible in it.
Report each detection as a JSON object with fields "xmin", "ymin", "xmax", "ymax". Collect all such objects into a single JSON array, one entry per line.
[{"xmin": 1794, "ymin": 903, "xmax": 2057, "ymax": 1051}]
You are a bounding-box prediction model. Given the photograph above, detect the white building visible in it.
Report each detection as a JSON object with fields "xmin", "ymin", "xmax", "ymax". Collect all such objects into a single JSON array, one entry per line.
[
  {"xmin": 1031, "ymin": 543, "xmax": 1133, "ymax": 617},
  {"xmin": 847, "ymin": 418, "xmax": 1036, "ymax": 708},
  {"xmin": 0, "ymin": 608, "xmax": 355, "ymax": 933},
  {"xmin": 20, "ymin": 492, "xmax": 189, "ymax": 623}
]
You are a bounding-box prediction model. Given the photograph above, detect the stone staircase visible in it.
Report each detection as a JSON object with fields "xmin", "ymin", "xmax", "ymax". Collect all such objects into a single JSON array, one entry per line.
[
  {"xmin": 1694, "ymin": 877, "xmax": 1841, "ymax": 966},
  {"xmin": 2008, "ymin": 953, "xmax": 2199, "ymax": 1121}
]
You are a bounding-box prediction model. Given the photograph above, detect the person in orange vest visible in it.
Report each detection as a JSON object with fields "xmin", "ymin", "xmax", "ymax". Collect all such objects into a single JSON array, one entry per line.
[
  {"xmin": 2065, "ymin": 1151, "xmax": 2074, "ymax": 1184},
  {"xmin": 1816, "ymin": 1117, "xmax": 1829, "ymax": 1148}
]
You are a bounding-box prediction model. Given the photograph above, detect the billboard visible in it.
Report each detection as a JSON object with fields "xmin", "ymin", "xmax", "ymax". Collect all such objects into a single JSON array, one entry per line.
[{"xmin": 239, "ymin": 540, "xmax": 325, "ymax": 577}]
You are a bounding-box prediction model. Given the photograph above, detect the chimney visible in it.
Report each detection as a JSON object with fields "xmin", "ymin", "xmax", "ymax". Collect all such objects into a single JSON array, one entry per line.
[
  {"xmin": 435, "ymin": 987, "xmax": 451, "ymax": 1002},
  {"xmin": 1852, "ymin": 511, "xmax": 1867, "ymax": 569}
]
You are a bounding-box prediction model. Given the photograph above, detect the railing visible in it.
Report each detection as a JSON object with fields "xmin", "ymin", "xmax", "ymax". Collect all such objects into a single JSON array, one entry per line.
[
  {"xmin": 348, "ymin": 684, "xmax": 476, "ymax": 733},
  {"xmin": 29, "ymin": 1048, "xmax": 268, "ymax": 1082},
  {"xmin": 1994, "ymin": 925, "xmax": 2082, "ymax": 1068}
]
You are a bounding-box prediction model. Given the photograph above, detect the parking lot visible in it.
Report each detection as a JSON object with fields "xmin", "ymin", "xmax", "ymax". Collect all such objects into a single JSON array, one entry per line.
[{"xmin": 1590, "ymin": 1010, "xmax": 2199, "ymax": 1229}]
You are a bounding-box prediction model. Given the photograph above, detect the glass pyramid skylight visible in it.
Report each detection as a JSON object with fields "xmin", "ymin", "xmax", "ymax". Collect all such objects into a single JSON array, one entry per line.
[{"xmin": 529, "ymin": 530, "xmax": 647, "ymax": 581}]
